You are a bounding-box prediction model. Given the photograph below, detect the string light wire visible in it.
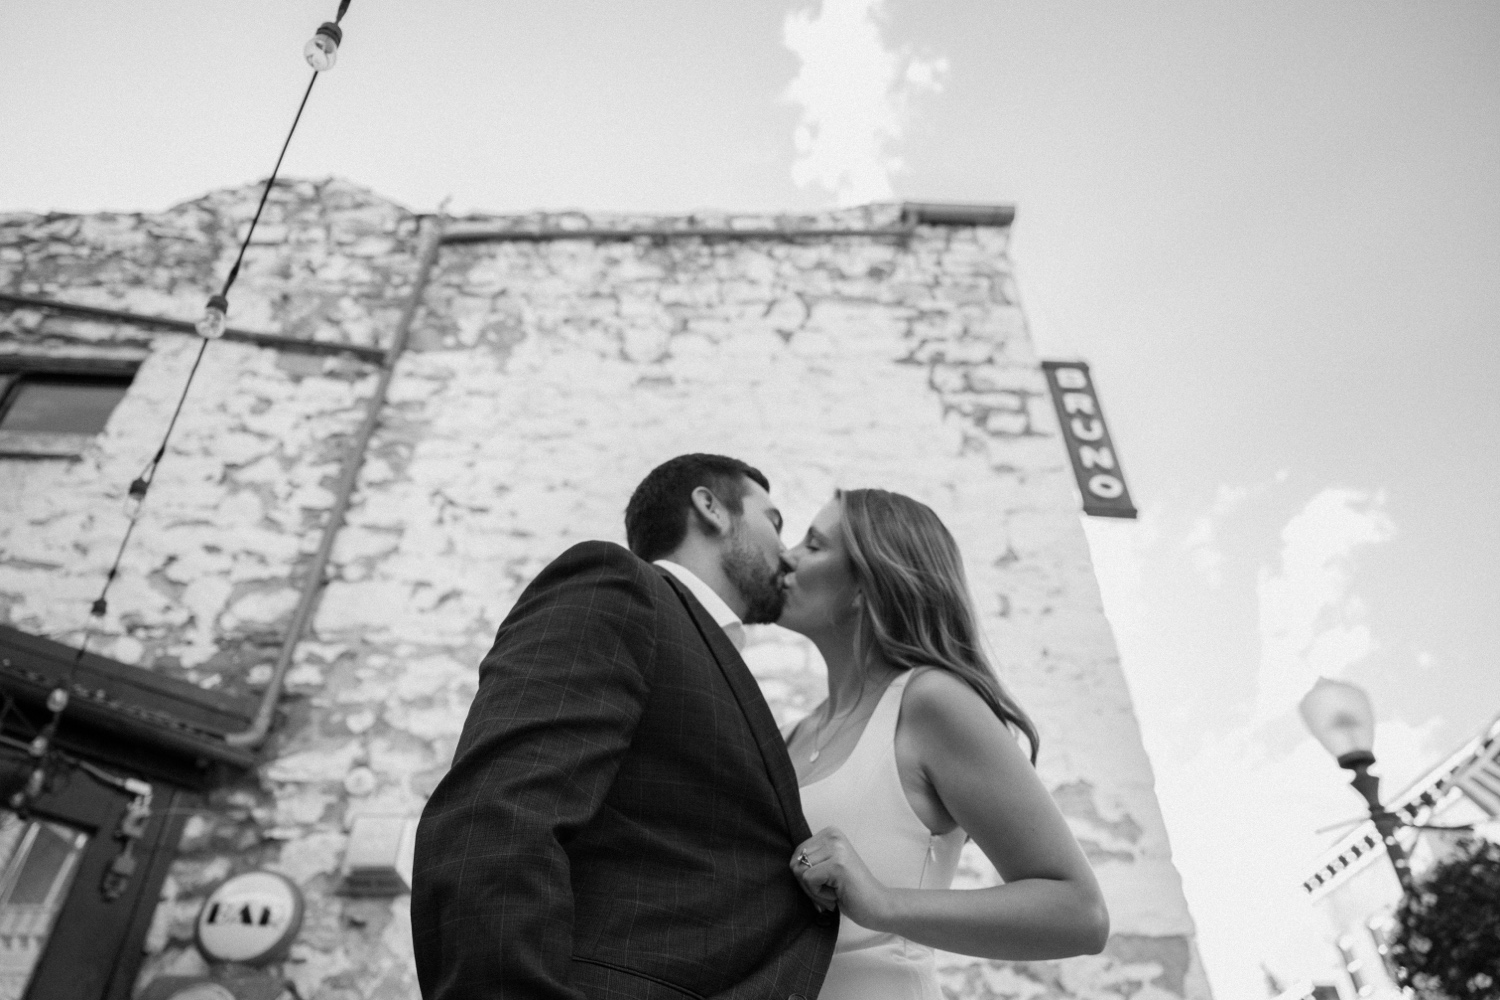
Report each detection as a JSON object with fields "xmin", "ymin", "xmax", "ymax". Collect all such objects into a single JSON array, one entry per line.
[
  {"xmin": 12, "ymin": 5, "xmax": 354, "ymax": 816},
  {"xmin": 215, "ymin": 72, "xmax": 320, "ymax": 305}
]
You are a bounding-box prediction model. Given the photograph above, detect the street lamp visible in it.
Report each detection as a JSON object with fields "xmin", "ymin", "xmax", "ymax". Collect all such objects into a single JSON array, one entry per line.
[{"xmin": 1299, "ymin": 677, "xmax": 1414, "ymax": 893}]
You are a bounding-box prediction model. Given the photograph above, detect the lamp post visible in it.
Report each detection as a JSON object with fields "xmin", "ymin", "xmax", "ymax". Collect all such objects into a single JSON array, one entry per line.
[{"xmin": 1298, "ymin": 678, "xmax": 1414, "ymax": 893}]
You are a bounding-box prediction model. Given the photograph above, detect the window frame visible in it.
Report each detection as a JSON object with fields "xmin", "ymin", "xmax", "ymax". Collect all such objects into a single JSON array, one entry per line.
[{"xmin": 0, "ymin": 357, "xmax": 140, "ymax": 459}]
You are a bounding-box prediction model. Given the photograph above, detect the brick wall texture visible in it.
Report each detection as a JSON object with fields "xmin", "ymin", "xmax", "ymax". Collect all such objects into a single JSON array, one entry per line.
[{"xmin": 0, "ymin": 179, "xmax": 1210, "ymax": 1000}]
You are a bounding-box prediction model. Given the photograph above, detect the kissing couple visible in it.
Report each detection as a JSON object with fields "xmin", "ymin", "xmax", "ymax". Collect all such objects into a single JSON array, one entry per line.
[{"xmin": 412, "ymin": 453, "xmax": 1109, "ymax": 1000}]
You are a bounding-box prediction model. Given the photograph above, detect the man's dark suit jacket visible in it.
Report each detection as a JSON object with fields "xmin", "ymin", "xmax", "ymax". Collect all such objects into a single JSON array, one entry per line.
[{"xmin": 412, "ymin": 541, "xmax": 837, "ymax": 1000}]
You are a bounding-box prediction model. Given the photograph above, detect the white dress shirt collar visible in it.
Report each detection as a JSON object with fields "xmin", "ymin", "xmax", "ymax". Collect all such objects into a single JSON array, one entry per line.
[{"xmin": 654, "ymin": 559, "xmax": 746, "ymax": 651}]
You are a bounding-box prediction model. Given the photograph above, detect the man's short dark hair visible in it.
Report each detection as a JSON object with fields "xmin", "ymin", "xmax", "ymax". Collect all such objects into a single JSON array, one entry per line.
[{"xmin": 625, "ymin": 454, "xmax": 770, "ymax": 562}]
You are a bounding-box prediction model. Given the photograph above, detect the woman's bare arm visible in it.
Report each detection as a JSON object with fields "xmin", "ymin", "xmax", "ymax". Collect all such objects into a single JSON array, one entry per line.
[{"xmin": 792, "ymin": 670, "xmax": 1109, "ymax": 960}]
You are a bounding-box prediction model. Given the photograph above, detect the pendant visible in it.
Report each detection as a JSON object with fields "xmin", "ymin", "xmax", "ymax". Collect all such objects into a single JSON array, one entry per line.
[{"xmin": 809, "ymin": 749, "xmax": 820, "ymax": 762}]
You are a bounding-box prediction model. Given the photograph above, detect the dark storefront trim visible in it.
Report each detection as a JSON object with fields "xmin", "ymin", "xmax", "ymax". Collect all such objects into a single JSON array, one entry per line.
[
  {"xmin": 0, "ymin": 626, "xmax": 257, "ymax": 787},
  {"xmin": 0, "ymin": 625, "xmax": 258, "ymax": 999}
]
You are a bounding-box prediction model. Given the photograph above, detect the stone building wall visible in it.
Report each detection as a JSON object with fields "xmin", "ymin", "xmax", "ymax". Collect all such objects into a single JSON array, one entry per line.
[{"xmin": 0, "ymin": 179, "xmax": 1209, "ymax": 999}]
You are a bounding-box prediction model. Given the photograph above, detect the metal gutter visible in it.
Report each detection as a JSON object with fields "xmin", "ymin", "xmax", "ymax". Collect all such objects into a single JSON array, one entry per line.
[
  {"xmin": 441, "ymin": 225, "xmax": 916, "ymax": 246},
  {"xmin": 439, "ymin": 201, "xmax": 1015, "ymax": 246},
  {"xmin": 0, "ymin": 291, "xmax": 387, "ymax": 365},
  {"xmin": 223, "ymin": 215, "xmax": 444, "ymax": 749},
  {"xmin": 900, "ymin": 202, "xmax": 1016, "ymax": 227}
]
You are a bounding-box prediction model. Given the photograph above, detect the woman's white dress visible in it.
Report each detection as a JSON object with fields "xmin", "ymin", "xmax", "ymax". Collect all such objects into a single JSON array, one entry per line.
[{"xmin": 794, "ymin": 671, "xmax": 966, "ymax": 1000}]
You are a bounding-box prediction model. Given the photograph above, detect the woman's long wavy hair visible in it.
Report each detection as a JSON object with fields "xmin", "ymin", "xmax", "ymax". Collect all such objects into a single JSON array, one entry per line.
[{"xmin": 837, "ymin": 488, "xmax": 1039, "ymax": 764}]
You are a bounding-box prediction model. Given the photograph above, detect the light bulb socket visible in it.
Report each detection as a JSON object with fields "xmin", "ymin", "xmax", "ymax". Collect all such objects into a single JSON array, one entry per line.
[
  {"xmin": 1336, "ymin": 749, "xmax": 1376, "ymax": 771},
  {"xmin": 315, "ymin": 22, "xmax": 343, "ymax": 46},
  {"xmin": 197, "ymin": 294, "xmax": 229, "ymax": 339}
]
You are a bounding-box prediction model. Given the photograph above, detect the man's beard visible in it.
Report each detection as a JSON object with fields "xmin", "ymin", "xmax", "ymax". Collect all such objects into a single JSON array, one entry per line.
[{"xmin": 722, "ymin": 529, "xmax": 785, "ymax": 625}]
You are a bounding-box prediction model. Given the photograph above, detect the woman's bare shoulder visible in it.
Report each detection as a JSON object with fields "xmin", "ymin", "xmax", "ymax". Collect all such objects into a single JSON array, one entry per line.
[
  {"xmin": 900, "ymin": 668, "xmax": 1032, "ymax": 755},
  {"xmin": 904, "ymin": 666, "xmax": 985, "ymax": 705},
  {"xmin": 901, "ymin": 668, "xmax": 1003, "ymax": 736}
]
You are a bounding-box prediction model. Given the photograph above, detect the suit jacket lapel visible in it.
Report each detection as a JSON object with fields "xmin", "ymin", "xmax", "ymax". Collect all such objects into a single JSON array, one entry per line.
[{"xmin": 659, "ymin": 571, "xmax": 811, "ymax": 843}]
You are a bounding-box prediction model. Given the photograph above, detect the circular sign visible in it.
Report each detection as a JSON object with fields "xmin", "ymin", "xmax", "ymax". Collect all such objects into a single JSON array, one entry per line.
[{"xmin": 194, "ymin": 871, "xmax": 304, "ymax": 965}]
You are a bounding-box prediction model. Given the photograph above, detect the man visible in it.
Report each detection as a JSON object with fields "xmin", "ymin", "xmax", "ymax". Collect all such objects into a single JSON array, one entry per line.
[{"xmin": 412, "ymin": 454, "xmax": 837, "ymax": 1000}]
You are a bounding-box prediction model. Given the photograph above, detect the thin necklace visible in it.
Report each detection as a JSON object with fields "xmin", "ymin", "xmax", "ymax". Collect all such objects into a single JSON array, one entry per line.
[
  {"xmin": 807, "ymin": 701, "xmax": 862, "ymax": 763},
  {"xmin": 807, "ymin": 676, "xmax": 893, "ymax": 762}
]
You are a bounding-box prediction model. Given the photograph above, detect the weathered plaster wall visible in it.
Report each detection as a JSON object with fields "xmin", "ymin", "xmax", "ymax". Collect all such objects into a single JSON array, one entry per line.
[{"xmin": 0, "ymin": 181, "xmax": 1208, "ymax": 999}]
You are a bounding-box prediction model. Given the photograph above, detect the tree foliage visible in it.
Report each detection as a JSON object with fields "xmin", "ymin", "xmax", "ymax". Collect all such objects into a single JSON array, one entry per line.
[{"xmin": 1391, "ymin": 837, "xmax": 1500, "ymax": 999}]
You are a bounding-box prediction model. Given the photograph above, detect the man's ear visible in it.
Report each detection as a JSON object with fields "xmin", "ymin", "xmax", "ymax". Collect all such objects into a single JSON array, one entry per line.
[{"xmin": 688, "ymin": 486, "xmax": 733, "ymax": 538}]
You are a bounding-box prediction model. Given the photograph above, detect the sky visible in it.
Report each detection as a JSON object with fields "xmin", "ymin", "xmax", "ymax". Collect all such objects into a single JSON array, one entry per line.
[{"xmin": 4, "ymin": 2, "xmax": 1499, "ymax": 996}]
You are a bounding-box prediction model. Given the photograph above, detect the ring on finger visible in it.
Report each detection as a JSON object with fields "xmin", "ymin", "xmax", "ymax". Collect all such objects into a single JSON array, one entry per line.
[{"xmin": 797, "ymin": 853, "xmax": 812, "ymax": 868}]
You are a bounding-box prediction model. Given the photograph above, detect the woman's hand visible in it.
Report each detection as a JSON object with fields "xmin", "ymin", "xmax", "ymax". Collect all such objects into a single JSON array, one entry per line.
[{"xmin": 791, "ymin": 827, "xmax": 891, "ymax": 929}]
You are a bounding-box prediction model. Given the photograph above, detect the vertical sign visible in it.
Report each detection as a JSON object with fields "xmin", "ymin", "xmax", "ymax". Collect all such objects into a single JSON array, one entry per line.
[{"xmin": 1041, "ymin": 361, "xmax": 1137, "ymax": 519}]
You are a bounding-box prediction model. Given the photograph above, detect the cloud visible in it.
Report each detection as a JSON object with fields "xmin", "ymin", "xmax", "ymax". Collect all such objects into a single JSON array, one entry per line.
[
  {"xmin": 1084, "ymin": 481, "xmax": 1427, "ymax": 997},
  {"xmin": 1181, "ymin": 470, "xmax": 1288, "ymax": 589},
  {"xmin": 781, "ymin": 0, "xmax": 948, "ymax": 206},
  {"xmin": 1254, "ymin": 488, "xmax": 1395, "ymax": 717},
  {"xmin": 1181, "ymin": 484, "xmax": 1250, "ymax": 588}
]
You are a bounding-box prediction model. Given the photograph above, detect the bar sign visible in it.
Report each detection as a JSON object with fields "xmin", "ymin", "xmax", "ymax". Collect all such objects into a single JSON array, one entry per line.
[{"xmin": 1041, "ymin": 361, "xmax": 1137, "ymax": 519}]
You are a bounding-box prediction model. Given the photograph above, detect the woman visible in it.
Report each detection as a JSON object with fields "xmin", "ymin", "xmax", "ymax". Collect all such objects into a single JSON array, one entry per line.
[{"xmin": 779, "ymin": 489, "xmax": 1109, "ymax": 1000}]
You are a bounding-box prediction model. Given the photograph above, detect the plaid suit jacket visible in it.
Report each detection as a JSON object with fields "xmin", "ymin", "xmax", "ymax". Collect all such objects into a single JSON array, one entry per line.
[{"xmin": 412, "ymin": 541, "xmax": 837, "ymax": 1000}]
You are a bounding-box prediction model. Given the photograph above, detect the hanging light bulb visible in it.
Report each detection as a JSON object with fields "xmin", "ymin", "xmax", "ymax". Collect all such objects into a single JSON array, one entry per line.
[
  {"xmin": 123, "ymin": 476, "xmax": 149, "ymax": 516},
  {"xmin": 46, "ymin": 688, "xmax": 68, "ymax": 714},
  {"xmin": 197, "ymin": 294, "xmax": 229, "ymax": 340},
  {"xmin": 304, "ymin": 22, "xmax": 342, "ymax": 71}
]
